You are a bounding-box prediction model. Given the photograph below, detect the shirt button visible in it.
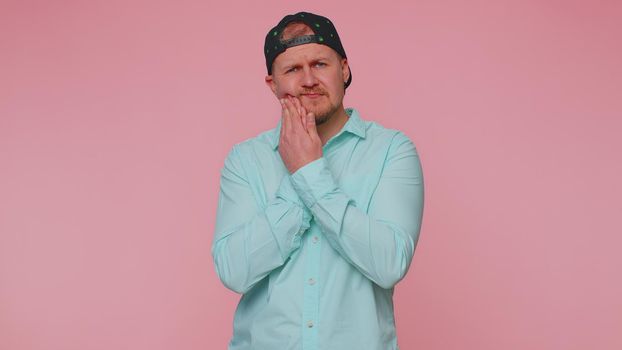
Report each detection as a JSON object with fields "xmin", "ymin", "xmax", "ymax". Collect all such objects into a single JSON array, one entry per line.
[
  {"xmin": 308, "ymin": 278, "xmax": 316, "ymax": 285},
  {"xmin": 307, "ymin": 320, "xmax": 314, "ymax": 328},
  {"xmin": 312, "ymin": 236, "xmax": 319, "ymax": 243}
]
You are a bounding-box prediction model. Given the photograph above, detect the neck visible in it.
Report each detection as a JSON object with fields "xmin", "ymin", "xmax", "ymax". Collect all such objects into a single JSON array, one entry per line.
[{"xmin": 317, "ymin": 107, "xmax": 349, "ymax": 146}]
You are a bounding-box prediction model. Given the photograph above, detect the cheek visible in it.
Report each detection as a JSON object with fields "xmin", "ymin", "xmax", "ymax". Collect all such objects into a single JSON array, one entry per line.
[
  {"xmin": 276, "ymin": 80, "xmax": 296, "ymax": 97},
  {"xmin": 322, "ymin": 73, "xmax": 343, "ymax": 93}
]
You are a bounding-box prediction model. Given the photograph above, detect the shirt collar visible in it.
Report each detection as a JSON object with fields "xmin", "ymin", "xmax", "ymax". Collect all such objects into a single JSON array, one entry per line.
[{"xmin": 270, "ymin": 108, "xmax": 367, "ymax": 150}]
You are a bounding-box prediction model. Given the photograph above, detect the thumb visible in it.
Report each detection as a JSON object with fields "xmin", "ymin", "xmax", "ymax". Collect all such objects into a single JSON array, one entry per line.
[{"xmin": 306, "ymin": 112, "xmax": 318, "ymax": 135}]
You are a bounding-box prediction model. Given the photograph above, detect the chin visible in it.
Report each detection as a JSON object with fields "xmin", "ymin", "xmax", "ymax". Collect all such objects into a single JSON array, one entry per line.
[
  {"xmin": 316, "ymin": 102, "xmax": 342, "ymax": 122},
  {"xmin": 313, "ymin": 108, "xmax": 335, "ymax": 125},
  {"xmin": 315, "ymin": 115, "xmax": 329, "ymax": 126}
]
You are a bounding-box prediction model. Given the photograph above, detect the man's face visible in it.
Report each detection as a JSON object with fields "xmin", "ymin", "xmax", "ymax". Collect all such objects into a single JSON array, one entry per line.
[{"xmin": 266, "ymin": 43, "xmax": 350, "ymax": 125}]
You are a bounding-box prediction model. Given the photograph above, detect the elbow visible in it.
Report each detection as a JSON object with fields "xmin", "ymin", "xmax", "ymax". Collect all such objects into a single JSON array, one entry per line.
[
  {"xmin": 219, "ymin": 275, "xmax": 249, "ymax": 294},
  {"xmin": 375, "ymin": 264, "xmax": 409, "ymax": 289},
  {"xmin": 211, "ymin": 240, "xmax": 250, "ymax": 294},
  {"xmin": 213, "ymin": 255, "xmax": 250, "ymax": 294},
  {"xmin": 374, "ymin": 230, "xmax": 416, "ymax": 289},
  {"xmin": 371, "ymin": 248, "xmax": 411, "ymax": 289}
]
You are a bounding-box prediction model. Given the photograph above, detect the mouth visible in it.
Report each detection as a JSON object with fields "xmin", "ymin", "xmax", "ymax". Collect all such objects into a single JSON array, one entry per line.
[{"xmin": 300, "ymin": 93, "xmax": 323, "ymax": 99}]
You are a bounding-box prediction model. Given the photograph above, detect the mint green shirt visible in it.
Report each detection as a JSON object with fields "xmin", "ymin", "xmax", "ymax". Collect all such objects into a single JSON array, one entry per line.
[{"xmin": 212, "ymin": 108, "xmax": 424, "ymax": 350}]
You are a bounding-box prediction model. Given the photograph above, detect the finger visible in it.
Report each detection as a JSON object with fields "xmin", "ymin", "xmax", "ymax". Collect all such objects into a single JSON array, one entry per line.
[
  {"xmin": 306, "ymin": 112, "xmax": 319, "ymax": 138},
  {"xmin": 293, "ymin": 98, "xmax": 308, "ymax": 132},
  {"xmin": 301, "ymin": 106, "xmax": 310, "ymax": 133},
  {"xmin": 284, "ymin": 97, "xmax": 303, "ymax": 133},
  {"xmin": 292, "ymin": 96, "xmax": 304, "ymax": 118},
  {"xmin": 286, "ymin": 95, "xmax": 299, "ymax": 119},
  {"xmin": 280, "ymin": 98, "xmax": 291, "ymax": 137}
]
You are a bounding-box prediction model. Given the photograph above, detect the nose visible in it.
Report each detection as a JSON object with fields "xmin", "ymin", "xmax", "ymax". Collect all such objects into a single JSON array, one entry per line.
[{"xmin": 301, "ymin": 66, "xmax": 318, "ymax": 87}]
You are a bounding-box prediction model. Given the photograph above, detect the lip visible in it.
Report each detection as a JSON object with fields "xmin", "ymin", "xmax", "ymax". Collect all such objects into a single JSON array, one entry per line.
[{"xmin": 300, "ymin": 93, "xmax": 323, "ymax": 99}]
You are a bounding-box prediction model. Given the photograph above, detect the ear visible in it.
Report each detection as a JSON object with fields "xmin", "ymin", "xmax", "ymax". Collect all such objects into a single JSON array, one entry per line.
[
  {"xmin": 341, "ymin": 58, "xmax": 350, "ymax": 83},
  {"xmin": 265, "ymin": 75, "xmax": 277, "ymax": 96}
]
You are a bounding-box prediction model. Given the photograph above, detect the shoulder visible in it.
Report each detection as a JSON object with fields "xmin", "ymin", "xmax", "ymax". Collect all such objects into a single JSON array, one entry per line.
[
  {"xmin": 350, "ymin": 111, "xmax": 421, "ymax": 166},
  {"xmin": 359, "ymin": 116, "xmax": 416, "ymax": 150},
  {"xmin": 226, "ymin": 127, "xmax": 277, "ymax": 158},
  {"xmin": 356, "ymin": 117, "xmax": 423, "ymax": 179}
]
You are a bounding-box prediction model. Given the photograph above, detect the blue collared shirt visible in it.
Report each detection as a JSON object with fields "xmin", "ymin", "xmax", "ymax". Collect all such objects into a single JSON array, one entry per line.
[{"xmin": 212, "ymin": 108, "xmax": 424, "ymax": 350}]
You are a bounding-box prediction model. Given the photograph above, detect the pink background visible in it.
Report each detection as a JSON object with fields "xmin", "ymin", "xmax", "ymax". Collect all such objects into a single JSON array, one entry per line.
[{"xmin": 1, "ymin": 1, "xmax": 621, "ymax": 349}]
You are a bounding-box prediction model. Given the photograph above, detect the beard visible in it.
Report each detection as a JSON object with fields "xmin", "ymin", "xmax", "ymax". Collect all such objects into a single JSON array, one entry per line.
[{"xmin": 300, "ymin": 92, "xmax": 340, "ymax": 126}]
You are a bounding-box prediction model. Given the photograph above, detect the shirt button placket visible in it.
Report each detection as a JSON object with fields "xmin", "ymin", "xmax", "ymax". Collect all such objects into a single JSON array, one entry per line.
[{"xmin": 302, "ymin": 232, "xmax": 321, "ymax": 350}]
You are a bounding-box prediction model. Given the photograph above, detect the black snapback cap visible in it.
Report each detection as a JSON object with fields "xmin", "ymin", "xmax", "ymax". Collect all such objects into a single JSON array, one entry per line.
[{"xmin": 264, "ymin": 11, "xmax": 352, "ymax": 89}]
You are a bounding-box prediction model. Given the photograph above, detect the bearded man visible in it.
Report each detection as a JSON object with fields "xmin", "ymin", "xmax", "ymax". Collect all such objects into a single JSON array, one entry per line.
[{"xmin": 212, "ymin": 11, "xmax": 425, "ymax": 350}]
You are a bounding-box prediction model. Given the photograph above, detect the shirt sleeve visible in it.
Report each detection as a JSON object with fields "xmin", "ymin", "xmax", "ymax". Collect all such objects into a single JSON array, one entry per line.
[
  {"xmin": 290, "ymin": 132, "xmax": 424, "ymax": 289},
  {"xmin": 212, "ymin": 144, "xmax": 312, "ymax": 294}
]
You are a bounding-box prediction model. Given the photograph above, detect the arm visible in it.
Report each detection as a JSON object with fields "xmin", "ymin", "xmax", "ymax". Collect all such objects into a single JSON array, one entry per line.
[
  {"xmin": 211, "ymin": 144, "xmax": 312, "ymax": 294},
  {"xmin": 290, "ymin": 132, "xmax": 424, "ymax": 289}
]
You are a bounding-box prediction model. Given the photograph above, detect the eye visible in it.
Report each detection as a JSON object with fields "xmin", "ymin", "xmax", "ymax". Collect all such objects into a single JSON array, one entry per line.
[
  {"xmin": 285, "ymin": 67, "xmax": 299, "ymax": 73},
  {"xmin": 314, "ymin": 62, "xmax": 326, "ymax": 68}
]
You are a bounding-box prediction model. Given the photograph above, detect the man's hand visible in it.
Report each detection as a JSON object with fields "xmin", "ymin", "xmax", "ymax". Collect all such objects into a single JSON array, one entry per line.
[{"xmin": 278, "ymin": 96, "xmax": 323, "ymax": 174}]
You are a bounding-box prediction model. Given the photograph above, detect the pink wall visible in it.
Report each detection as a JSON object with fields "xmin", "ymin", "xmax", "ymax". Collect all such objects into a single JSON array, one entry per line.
[{"xmin": 1, "ymin": 1, "xmax": 620, "ymax": 349}]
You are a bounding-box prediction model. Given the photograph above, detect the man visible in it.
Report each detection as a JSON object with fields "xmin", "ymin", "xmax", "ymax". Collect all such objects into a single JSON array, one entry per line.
[{"xmin": 212, "ymin": 11, "xmax": 424, "ymax": 350}]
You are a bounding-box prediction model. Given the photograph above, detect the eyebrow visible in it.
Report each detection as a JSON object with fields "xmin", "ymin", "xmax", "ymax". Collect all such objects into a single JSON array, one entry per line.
[{"xmin": 280, "ymin": 57, "xmax": 330, "ymax": 71}]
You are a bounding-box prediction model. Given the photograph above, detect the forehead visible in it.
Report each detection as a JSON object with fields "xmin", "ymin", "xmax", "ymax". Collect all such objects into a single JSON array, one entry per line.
[{"xmin": 273, "ymin": 43, "xmax": 340, "ymax": 67}]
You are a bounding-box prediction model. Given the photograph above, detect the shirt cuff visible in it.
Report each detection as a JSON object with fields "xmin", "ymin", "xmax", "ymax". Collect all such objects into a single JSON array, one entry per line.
[
  {"xmin": 276, "ymin": 173, "xmax": 313, "ymax": 222},
  {"xmin": 272, "ymin": 174, "xmax": 313, "ymax": 258},
  {"xmin": 290, "ymin": 157, "xmax": 337, "ymax": 209},
  {"xmin": 276, "ymin": 173, "xmax": 303, "ymax": 205}
]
